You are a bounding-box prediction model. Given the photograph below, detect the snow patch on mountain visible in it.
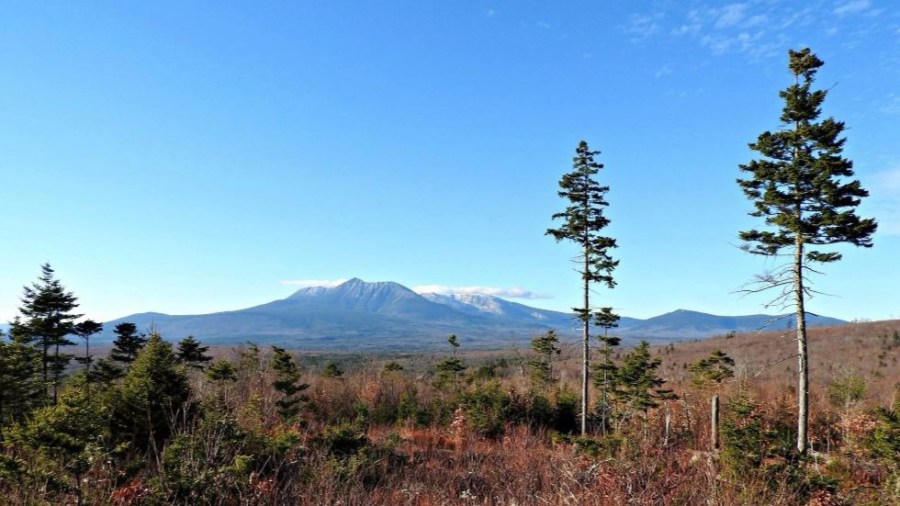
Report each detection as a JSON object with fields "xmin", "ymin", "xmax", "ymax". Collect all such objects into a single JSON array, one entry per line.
[{"xmin": 420, "ymin": 293, "xmax": 505, "ymax": 315}]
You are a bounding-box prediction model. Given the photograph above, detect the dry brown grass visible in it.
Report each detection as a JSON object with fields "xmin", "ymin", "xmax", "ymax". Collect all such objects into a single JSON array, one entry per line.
[{"xmin": 7, "ymin": 319, "xmax": 899, "ymax": 505}]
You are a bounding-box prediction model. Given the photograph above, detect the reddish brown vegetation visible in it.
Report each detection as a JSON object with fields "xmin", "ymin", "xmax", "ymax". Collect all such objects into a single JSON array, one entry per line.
[{"xmin": 2, "ymin": 320, "xmax": 898, "ymax": 505}]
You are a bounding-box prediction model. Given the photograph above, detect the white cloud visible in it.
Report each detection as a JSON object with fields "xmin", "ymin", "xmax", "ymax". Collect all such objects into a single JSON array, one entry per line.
[
  {"xmin": 714, "ymin": 3, "xmax": 748, "ymax": 28},
  {"xmin": 833, "ymin": 0, "xmax": 870, "ymax": 16},
  {"xmin": 280, "ymin": 278, "xmax": 347, "ymax": 288},
  {"xmin": 413, "ymin": 284, "xmax": 552, "ymax": 300},
  {"xmin": 622, "ymin": 12, "xmax": 664, "ymax": 40}
]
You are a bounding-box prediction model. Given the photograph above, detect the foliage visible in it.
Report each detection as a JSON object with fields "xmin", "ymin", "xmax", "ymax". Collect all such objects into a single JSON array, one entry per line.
[
  {"xmin": 720, "ymin": 391, "xmax": 768, "ymax": 477},
  {"xmin": 156, "ymin": 400, "xmax": 272, "ymax": 503},
  {"xmin": 612, "ymin": 341, "xmax": 676, "ymax": 428},
  {"xmin": 826, "ymin": 373, "xmax": 867, "ymax": 410},
  {"xmin": 3, "ymin": 377, "xmax": 112, "ymax": 499},
  {"xmin": 176, "ymin": 335, "xmax": 213, "ymax": 370},
  {"xmin": 72, "ymin": 319, "xmax": 102, "ymax": 368},
  {"xmin": 547, "ymin": 140, "xmax": 618, "ymax": 434},
  {"xmin": 737, "ymin": 48, "xmax": 876, "ymax": 264},
  {"xmin": 435, "ymin": 336, "xmax": 467, "ymax": 388},
  {"xmin": 15, "ymin": 264, "xmax": 81, "ymax": 405},
  {"xmin": 737, "ymin": 47, "xmax": 877, "ymax": 453},
  {"xmin": 528, "ymin": 329, "xmax": 560, "ymax": 387},
  {"xmin": 553, "ymin": 385, "xmax": 580, "ymax": 434},
  {"xmin": 689, "ymin": 349, "xmax": 735, "ymax": 388},
  {"xmin": 113, "ymin": 332, "xmax": 191, "ymax": 453},
  {"xmin": 0, "ymin": 327, "xmax": 43, "ymax": 425},
  {"xmin": 206, "ymin": 358, "xmax": 238, "ymax": 383},
  {"xmin": 869, "ymin": 401, "xmax": 900, "ymax": 464},
  {"xmin": 322, "ymin": 361, "xmax": 344, "ymax": 378},
  {"xmin": 593, "ymin": 307, "xmax": 621, "ymax": 433},
  {"xmin": 447, "ymin": 334, "xmax": 460, "ymax": 354},
  {"xmin": 434, "ymin": 357, "xmax": 466, "ymax": 388},
  {"xmin": 458, "ymin": 381, "xmax": 511, "ymax": 438},
  {"xmin": 270, "ymin": 346, "xmax": 309, "ymax": 424},
  {"xmin": 109, "ymin": 322, "xmax": 148, "ymax": 366},
  {"xmin": 382, "ymin": 361, "xmax": 404, "ymax": 373}
]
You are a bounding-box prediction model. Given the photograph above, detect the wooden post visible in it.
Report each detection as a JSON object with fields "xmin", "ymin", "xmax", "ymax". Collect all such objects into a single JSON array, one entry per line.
[
  {"xmin": 711, "ymin": 394, "xmax": 720, "ymax": 450},
  {"xmin": 664, "ymin": 402, "xmax": 671, "ymax": 447}
]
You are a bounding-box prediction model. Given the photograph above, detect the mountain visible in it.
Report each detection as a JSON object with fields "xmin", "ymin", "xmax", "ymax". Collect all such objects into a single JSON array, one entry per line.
[
  {"xmin": 93, "ymin": 278, "xmax": 846, "ymax": 350},
  {"xmin": 97, "ymin": 279, "xmax": 572, "ymax": 349},
  {"xmin": 617, "ymin": 309, "xmax": 846, "ymax": 341}
]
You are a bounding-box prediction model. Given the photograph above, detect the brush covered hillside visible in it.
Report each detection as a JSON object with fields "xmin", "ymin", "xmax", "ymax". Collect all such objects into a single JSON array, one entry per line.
[
  {"xmin": 95, "ymin": 278, "xmax": 845, "ymax": 349},
  {"xmin": 3, "ymin": 315, "xmax": 897, "ymax": 505},
  {"xmin": 653, "ymin": 318, "xmax": 900, "ymax": 405}
]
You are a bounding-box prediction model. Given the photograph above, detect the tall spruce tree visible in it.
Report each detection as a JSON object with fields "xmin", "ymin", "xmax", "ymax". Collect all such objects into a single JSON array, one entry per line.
[
  {"xmin": 547, "ymin": 140, "xmax": 618, "ymax": 435},
  {"xmin": 176, "ymin": 335, "xmax": 213, "ymax": 370},
  {"xmin": 109, "ymin": 322, "xmax": 148, "ymax": 367},
  {"xmin": 270, "ymin": 346, "xmax": 308, "ymax": 424},
  {"xmin": 737, "ymin": 48, "xmax": 877, "ymax": 453},
  {"xmin": 529, "ymin": 329, "xmax": 561, "ymax": 388},
  {"xmin": 17, "ymin": 264, "xmax": 82, "ymax": 405}
]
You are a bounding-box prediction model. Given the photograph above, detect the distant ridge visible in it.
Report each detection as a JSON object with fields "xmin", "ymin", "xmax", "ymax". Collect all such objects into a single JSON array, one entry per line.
[{"xmin": 85, "ymin": 278, "xmax": 846, "ymax": 349}]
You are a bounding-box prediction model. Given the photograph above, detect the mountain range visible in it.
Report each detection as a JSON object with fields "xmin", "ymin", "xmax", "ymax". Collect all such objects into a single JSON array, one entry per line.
[{"xmin": 89, "ymin": 278, "xmax": 844, "ymax": 350}]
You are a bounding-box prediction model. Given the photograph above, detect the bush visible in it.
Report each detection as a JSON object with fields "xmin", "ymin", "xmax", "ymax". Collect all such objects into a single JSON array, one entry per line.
[{"xmin": 458, "ymin": 381, "xmax": 511, "ymax": 438}]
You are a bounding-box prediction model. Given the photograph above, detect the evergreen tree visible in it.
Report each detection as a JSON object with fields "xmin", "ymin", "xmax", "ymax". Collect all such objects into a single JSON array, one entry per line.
[
  {"xmin": 16, "ymin": 264, "xmax": 82, "ymax": 405},
  {"xmin": 592, "ymin": 307, "xmax": 621, "ymax": 434},
  {"xmin": 90, "ymin": 357, "xmax": 124, "ymax": 384},
  {"xmin": 0, "ymin": 325, "xmax": 43, "ymax": 425},
  {"xmin": 72, "ymin": 319, "xmax": 103, "ymax": 401},
  {"xmin": 435, "ymin": 334, "xmax": 466, "ymax": 388},
  {"xmin": 737, "ymin": 48, "xmax": 877, "ymax": 453},
  {"xmin": 270, "ymin": 346, "xmax": 308, "ymax": 424},
  {"xmin": 322, "ymin": 361, "xmax": 344, "ymax": 378},
  {"xmin": 206, "ymin": 358, "xmax": 238, "ymax": 383},
  {"xmin": 614, "ymin": 341, "xmax": 675, "ymax": 421},
  {"xmin": 547, "ymin": 140, "xmax": 618, "ymax": 435},
  {"xmin": 689, "ymin": 349, "xmax": 735, "ymax": 389},
  {"xmin": 447, "ymin": 334, "xmax": 460, "ymax": 357},
  {"xmin": 528, "ymin": 330, "xmax": 560, "ymax": 387},
  {"xmin": 4, "ymin": 375, "xmax": 111, "ymax": 503},
  {"xmin": 109, "ymin": 322, "xmax": 147, "ymax": 366},
  {"xmin": 175, "ymin": 335, "xmax": 212, "ymax": 370},
  {"xmin": 114, "ymin": 332, "xmax": 190, "ymax": 453}
]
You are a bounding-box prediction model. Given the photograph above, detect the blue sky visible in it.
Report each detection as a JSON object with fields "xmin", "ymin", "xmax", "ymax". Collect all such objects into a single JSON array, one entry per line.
[{"xmin": 2, "ymin": 1, "xmax": 898, "ymax": 324}]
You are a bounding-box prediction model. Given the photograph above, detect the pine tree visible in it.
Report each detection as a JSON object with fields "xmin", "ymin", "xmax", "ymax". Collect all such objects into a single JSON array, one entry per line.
[
  {"xmin": 689, "ymin": 349, "xmax": 735, "ymax": 389},
  {"xmin": 435, "ymin": 334, "xmax": 466, "ymax": 388},
  {"xmin": 528, "ymin": 330, "xmax": 561, "ymax": 387},
  {"xmin": 0, "ymin": 325, "xmax": 43, "ymax": 425},
  {"xmin": 176, "ymin": 335, "xmax": 213, "ymax": 370},
  {"xmin": 270, "ymin": 346, "xmax": 308, "ymax": 424},
  {"xmin": 109, "ymin": 322, "xmax": 147, "ymax": 367},
  {"xmin": 16, "ymin": 264, "xmax": 82, "ymax": 405},
  {"xmin": 73, "ymin": 319, "xmax": 103, "ymax": 401},
  {"xmin": 614, "ymin": 341, "xmax": 675, "ymax": 422},
  {"xmin": 737, "ymin": 48, "xmax": 877, "ymax": 454},
  {"xmin": 114, "ymin": 332, "xmax": 190, "ymax": 453},
  {"xmin": 592, "ymin": 307, "xmax": 621, "ymax": 434},
  {"xmin": 547, "ymin": 140, "xmax": 618, "ymax": 435}
]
